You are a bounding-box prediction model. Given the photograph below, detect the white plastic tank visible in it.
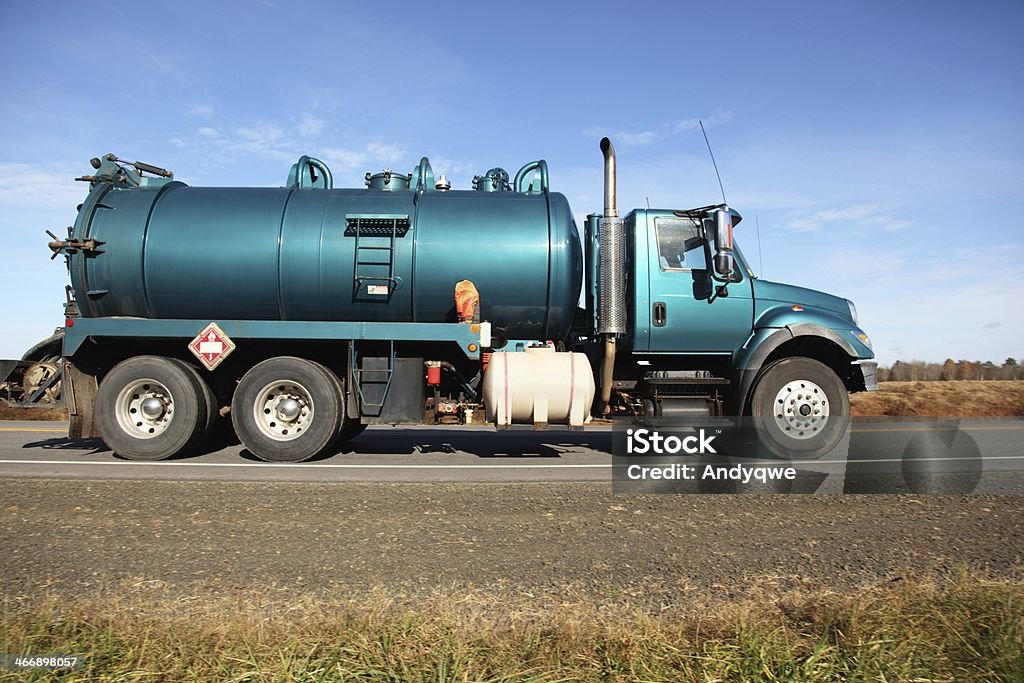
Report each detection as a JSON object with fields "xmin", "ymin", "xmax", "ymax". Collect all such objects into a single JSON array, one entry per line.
[{"xmin": 482, "ymin": 345, "xmax": 595, "ymax": 428}]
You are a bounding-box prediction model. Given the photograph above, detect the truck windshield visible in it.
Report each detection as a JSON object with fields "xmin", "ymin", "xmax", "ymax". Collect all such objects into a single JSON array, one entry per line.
[{"xmin": 732, "ymin": 242, "xmax": 756, "ymax": 279}]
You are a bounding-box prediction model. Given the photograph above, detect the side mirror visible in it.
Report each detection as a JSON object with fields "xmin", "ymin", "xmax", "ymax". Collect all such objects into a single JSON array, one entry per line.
[{"xmin": 713, "ymin": 209, "xmax": 735, "ymax": 282}]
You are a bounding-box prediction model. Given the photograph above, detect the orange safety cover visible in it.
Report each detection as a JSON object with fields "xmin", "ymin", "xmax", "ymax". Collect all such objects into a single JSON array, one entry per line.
[{"xmin": 454, "ymin": 280, "xmax": 480, "ymax": 323}]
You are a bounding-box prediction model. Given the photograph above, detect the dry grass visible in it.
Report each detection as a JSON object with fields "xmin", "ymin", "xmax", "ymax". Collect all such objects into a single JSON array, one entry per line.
[
  {"xmin": 1, "ymin": 574, "xmax": 1020, "ymax": 682},
  {"xmin": 0, "ymin": 405, "xmax": 66, "ymax": 421},
  {"xmin": 852, "ymin": 380, "xmax": 1024, "ymax": 418}
]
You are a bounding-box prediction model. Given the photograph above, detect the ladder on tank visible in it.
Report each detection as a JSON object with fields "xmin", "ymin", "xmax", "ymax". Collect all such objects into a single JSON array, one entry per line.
[
  {"xmin": 350, "ymin": 341, "xmax": 395, "ymax": 418},
  {"xmin": 347, "ymin": 214, "xmax": 410, "ymax": 300}
]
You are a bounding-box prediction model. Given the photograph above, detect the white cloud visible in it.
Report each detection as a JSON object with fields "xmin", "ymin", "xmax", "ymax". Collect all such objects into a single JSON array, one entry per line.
[
  {"xmin": 236, "ymin": 125, "xmax": 284, "ymax": 144},
  {"xmin": 582, "ymin": 126, "xmax": 658, "ymax": 146},
  {"xmin": 172, "ymin": 124, "xmax": 295, "ymax": 162},
  {"xmin": 583, "ymin": 109, "xmax": 736, "ymax": 148},
  {"xmin": 0, "ymin": 163, "xmax": 84, "ymax": 209},
  {"xmin": 856, "ymin": 281, "xmax": 1024, "ymax": 365},
  {"xmin": 424, "ymin": 155, "xmax": 477, "ymax": 188},
  {"xmin": 675, "ymin": 108, "xmax": 735, "ymax": 133},
  {"xmin": 166, "ymin": 117, "xmax": 410, "ymax": 188},
  {"xmin": 298, "ymin": 113, "xmax": 324, "ymax": 137},
  {"xmin": 783, "ymin": 202, "xmax": 909, "ymax": 233},
  {"xmin": 320, "ymin": 142, "xmax": 404, "ymax": 172},
  {"xmin": 187, "ymin": 104, "xmax": 214, "ymax": 117},
  {"xmin": 617, "ymin": 130, "xmax": 658, "ymax": 146}
]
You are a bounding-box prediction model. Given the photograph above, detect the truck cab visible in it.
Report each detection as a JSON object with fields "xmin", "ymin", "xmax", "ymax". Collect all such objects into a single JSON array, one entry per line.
[{"xmin": 583, "ymin": 189, "xmax": 876, "ymax": 458}]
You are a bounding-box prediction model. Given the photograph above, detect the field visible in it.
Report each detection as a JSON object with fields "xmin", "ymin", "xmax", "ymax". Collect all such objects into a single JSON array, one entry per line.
[
  {"xmin": 850, "ymin": 380, "xmax": 1024, "ymax": 417},
  {"xmin": 0, "ymin": 405, "xmax": 65, "ymax": 421},
  {"xmin": 2, "ymin": 574, "xmax": 1021, "ymax": 682}
]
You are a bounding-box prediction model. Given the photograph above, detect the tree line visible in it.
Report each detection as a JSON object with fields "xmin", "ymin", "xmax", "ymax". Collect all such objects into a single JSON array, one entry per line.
[{"xmin": 878, "ymin": 358, "xmax": 1023, "ymax": 382}]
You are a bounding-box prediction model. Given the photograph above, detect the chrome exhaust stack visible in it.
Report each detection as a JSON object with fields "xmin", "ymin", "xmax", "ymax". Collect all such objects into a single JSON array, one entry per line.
[
  {"xmin": 601, "ymin": 137, "xmax": 618, "ymax": 219},
  {"xmin": 598, "ymin": 138, "xmax": 626, "ymax": 414}
]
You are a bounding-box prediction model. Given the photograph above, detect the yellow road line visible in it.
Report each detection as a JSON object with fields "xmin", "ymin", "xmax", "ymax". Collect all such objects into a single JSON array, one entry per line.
[{"xmin": 0, "ymin": 427, "xmax": 67, "ymax": 433}]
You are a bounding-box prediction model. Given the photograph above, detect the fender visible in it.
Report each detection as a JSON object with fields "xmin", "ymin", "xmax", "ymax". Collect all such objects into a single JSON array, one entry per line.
[
  {"xmin": 733, "ymin": 321, "xmax": 861, "ymax": 415},
  {"xmin": 21, "ymin": 330, "xmax": 64, "ymax": 361},
  {"xmin": 737, "ymin": 322, "xmax": 859, "ymax": 372}
]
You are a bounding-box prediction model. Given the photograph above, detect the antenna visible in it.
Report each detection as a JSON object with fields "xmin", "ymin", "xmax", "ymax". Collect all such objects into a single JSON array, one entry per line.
[
  {"xmin": 699, "ymin": 120, "xmax": 727, "ymax": 205},
  {"xmin": 756, "ymin": 215, "xmax": 765, "ymax": 278},
  {"xmin": 646, "ymin": 196, "xmax": 650, "ymax": 210}
]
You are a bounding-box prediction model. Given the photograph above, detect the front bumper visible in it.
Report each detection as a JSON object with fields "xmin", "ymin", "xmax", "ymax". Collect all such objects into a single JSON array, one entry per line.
[{"xmin": 852, "ymin": 359, "xmax": 878, "ymax": 391}]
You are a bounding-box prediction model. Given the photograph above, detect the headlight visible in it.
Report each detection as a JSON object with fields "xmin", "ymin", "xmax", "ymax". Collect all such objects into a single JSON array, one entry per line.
[{"xmin": 846, "ymin": 299, "xmax": 858, "ymax": 324}]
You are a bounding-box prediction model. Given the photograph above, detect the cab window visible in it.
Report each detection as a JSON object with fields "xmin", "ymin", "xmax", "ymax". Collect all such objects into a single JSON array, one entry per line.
[{"xmin": 654, "ymin": 217, "xmax": 706, "ymax": 271}]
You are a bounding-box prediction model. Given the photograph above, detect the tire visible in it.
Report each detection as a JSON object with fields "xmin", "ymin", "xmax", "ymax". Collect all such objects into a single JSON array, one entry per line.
[
  {"xmin": 231, "ymin": 357, "xmax": 343, "ymax": 462},
  {"xmin": 750, "ymin": 357, "xmax": 850, "ymax": 460},
  {"xmin": 169, "ymin": 359, "xmax": 218, "ymax": 445},
  {"xmin": 95, "ymin": 356, "xmax": 207, "ymax": 460}
]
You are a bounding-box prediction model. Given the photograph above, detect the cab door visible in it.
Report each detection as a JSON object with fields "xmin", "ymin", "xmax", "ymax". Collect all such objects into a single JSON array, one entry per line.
[{"xmin": 644, "ymin": 214, "xmax": 753, "ymax": 353}]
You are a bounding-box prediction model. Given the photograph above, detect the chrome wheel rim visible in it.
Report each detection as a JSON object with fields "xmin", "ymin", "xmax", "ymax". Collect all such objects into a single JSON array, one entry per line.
[
  {"xmin": 115, "ymin": 378, "xmax": 174, "ymax": 439},
  {"xmin": 253, "ymin": 380, "xmax": 314, "ymax": 442},
  {"xmin": 772, "ymin": 379, "xmax": 829, "ymax": 440}
]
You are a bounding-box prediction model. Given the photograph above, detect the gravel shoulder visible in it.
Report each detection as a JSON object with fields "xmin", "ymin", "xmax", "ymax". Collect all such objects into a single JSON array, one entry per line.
[{"xmin": 2, "ymin": 479, "xmax": 1021, "ymax": 608}]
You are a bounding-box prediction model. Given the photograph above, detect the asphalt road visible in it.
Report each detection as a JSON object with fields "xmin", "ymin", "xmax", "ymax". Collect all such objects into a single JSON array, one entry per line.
[
  {"xmin": 0, "ymin": 420, "xmax": 1021, "ymax": 491},
  {"xmin": 0, "ymin": 421, "xmax": 616, "ymax": 483}
]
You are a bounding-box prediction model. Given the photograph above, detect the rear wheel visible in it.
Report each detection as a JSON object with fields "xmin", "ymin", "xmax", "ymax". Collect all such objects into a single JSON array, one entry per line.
[
  {"xmin": 750, "ymin": 357, "xmax": 850, "ymax": 460},
  {"xmin": 95, "ymin": 356, "xmax": 206, "ymax": 460},
  {"xmin": 169, "ymin": 359, "xmax": 218, "ymax": 447},
  {"xmin": 231, "ymin": 357, "xmax": 343, "ymax": 462}
]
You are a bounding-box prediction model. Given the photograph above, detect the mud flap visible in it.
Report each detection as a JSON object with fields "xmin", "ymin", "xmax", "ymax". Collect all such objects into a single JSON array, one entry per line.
[{"xmin": 64, "ymin": 360, "xmax": 99, "ymax": 439}]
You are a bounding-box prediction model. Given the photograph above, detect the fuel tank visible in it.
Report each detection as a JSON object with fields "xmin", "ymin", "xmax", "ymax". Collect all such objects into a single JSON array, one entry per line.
[{"xmin": 67, "ymin": 157, "xmax": 583, "ymax": 341}]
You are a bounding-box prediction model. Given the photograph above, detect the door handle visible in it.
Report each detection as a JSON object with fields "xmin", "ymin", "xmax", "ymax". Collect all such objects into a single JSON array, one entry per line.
[{"xmin": 653, "ymin": 301, "xmax": 666, "ymax": 327}]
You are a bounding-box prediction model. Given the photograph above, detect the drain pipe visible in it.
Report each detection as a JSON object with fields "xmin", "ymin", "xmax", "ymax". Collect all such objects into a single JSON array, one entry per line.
[{"xmin": 598, "ymin": 138, "xmax": 626, "ymax": 415}]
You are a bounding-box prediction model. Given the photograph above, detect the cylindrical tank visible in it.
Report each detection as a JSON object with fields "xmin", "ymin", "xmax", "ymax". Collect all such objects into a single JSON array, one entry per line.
[
  {"xmin": 68, "ymin": 162, "xmax": 583, "ymax": 342},
  {"xmin": 482, "ymin": 346, "xmax": 595, "ymax": 427}
]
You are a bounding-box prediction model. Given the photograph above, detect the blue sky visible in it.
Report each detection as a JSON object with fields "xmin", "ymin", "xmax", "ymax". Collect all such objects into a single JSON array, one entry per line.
[{"xmin": 1, "ymin": 0, "xmax": 1021, "ymax": 366}]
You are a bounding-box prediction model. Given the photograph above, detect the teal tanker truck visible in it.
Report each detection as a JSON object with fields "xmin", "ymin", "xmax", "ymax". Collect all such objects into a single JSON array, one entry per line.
[{"xmin": 0, "ymin": 138, "xmax": 876, "ymax": 461}]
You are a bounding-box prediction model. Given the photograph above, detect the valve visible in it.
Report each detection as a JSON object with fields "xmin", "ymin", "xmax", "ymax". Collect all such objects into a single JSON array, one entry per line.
[{"xmin": 46, "ymin": 229, "xmax": 103, "ymax": 259}]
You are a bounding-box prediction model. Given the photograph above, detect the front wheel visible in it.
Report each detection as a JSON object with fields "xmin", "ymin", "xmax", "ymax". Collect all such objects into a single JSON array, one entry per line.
[
  {"xmin": 750, "ymin": 357, "xmax": 850, "ymax": 460},
  {"xmin": 231, "ymin": 357, "xmax": 343, "ymax": 462}
]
